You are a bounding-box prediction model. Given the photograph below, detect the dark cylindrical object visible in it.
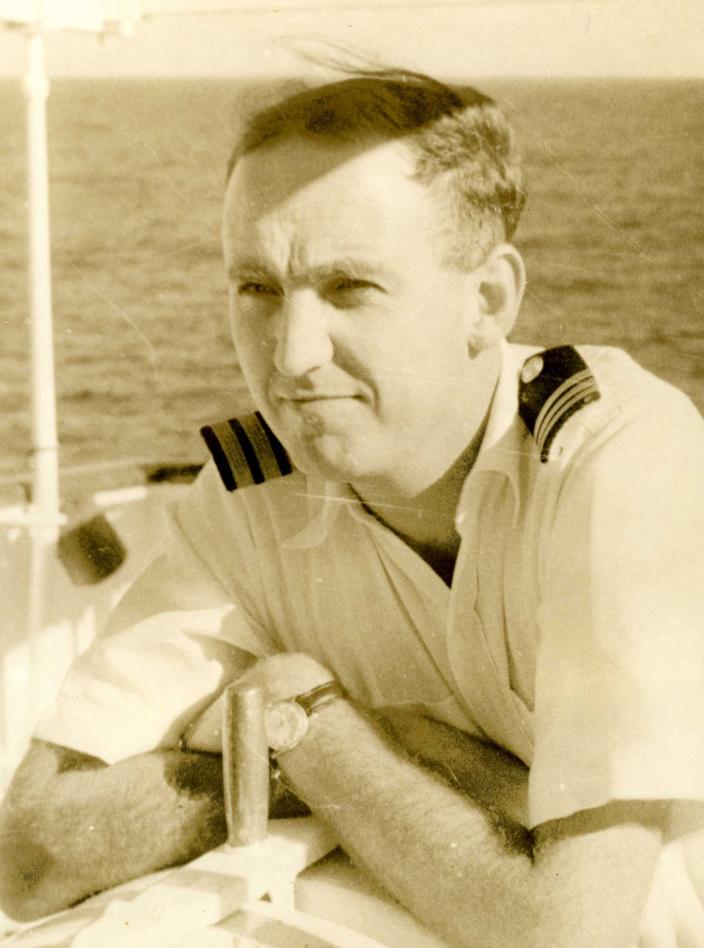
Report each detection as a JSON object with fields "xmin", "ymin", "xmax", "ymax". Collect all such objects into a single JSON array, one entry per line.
[
  {"xmin": 222, "ymin": 684, "xmax": 269, "ymax": 846},
  {"xmin": 58, "ymin": 513, "xmax": 126, "ymax": 585}
]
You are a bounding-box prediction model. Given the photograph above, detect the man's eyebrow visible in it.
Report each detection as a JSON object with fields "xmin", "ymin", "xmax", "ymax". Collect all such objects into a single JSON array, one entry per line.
[
  {"xmin": 227, "ymin": 258, "xmax": 391, "ymax": 284},
  {"xmin": 307, "ymin": 259, "xmax": 390, "ymax": 282},
  {"xmin": 226, "ymin": 260, "xmax": 273, "ymax": 283}
]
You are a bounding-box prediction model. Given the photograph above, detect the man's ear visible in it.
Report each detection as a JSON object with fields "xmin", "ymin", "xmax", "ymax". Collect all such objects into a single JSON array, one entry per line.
[{"xmin": 466, "ymin": 244, "xmax": 526, "ymax": 352}]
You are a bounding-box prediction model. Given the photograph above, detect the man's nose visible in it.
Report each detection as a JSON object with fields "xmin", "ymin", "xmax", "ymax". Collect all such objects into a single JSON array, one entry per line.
[{"xmin": 272, "ymin": 293, "xmax": 334, "ymax": 378}]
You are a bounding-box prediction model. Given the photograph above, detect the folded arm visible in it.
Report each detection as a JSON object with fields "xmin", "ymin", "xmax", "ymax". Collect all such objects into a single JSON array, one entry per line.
[
  {"xmin": 288, "ymin": 700, "xmax": 664, "ymax": 948},
  {"xmin": 0, "ymin": 736, "xmax": 306, "ymax": 922},
  {"xmin": 242, "ymin": 654, "xmax": 666, "ymax": 948},
  {"xmin": 0, "ymin": 740, "xmax": 226, "ymax": 921},
  {"xmin": 379, "ymin": 705, "xmax": 529, "ymax": 827},
  {"xmin": 0, "ymin": 652, "xmax": 667, "ymax": 945}
]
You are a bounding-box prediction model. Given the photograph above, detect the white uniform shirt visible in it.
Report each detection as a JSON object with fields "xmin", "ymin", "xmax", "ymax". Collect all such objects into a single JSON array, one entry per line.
[{"xmin": 36, "ymin": 341, "xmax": 704, "ymax": 942}]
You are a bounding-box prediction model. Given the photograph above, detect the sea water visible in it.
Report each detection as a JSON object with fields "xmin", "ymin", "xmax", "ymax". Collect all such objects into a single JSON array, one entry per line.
[{"xmin": 1, "ymin": 78, "xmax": 702, "ymax": 481}]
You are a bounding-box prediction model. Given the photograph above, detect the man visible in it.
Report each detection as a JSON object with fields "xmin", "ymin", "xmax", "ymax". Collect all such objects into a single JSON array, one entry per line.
[{"xmin": 2, "ymin": 68, "xmax": 704, "ymax": 946}]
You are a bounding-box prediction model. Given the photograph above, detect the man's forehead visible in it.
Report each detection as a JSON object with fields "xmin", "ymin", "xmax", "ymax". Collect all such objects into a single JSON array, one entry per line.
[
  {"xmin": 225, "ymin": 133, "xmax": 418, "ymax": 216},
  {"xmin": 224, "ymin": 172, "xmax": 405, "ymax": 275},
  {"xmin": 222, "ymin": 135, "xmax": 443, "ymax": 274}
]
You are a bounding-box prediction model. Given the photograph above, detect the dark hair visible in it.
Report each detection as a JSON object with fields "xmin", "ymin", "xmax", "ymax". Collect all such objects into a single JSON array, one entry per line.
[{"xmin": 226, "ymin": 67, "xmax": 526, "ymax": 269}]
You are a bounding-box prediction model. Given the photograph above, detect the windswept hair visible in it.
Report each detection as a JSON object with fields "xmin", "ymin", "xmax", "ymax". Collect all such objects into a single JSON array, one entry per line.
[{"xmin": 226, "ymin": 64, "xmax": 526, "ymax": 269}]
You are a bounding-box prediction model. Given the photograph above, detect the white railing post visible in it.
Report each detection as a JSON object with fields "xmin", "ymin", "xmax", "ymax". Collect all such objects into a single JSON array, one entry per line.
[
  {"xmin": 24, "ymin": 27, "xmax": 60, "ymax": 540},
  {"xmin": 22, "ymin": 27, "xmax": 63, "ymax": 749}
]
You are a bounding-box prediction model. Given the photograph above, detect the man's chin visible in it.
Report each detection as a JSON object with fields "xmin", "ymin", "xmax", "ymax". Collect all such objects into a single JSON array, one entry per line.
[{"xmin": 287, "ymin": 435, "xmax": 371, "ymax": 484}]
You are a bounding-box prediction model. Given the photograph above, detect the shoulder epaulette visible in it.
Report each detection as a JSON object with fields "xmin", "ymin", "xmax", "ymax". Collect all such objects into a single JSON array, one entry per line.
[
  {"xmin": 200, "ymin": 412, "xmax": 294, "ymax": 491},
  {"xmin": 518, "ymin": 345, "xmax": 600, "ymax": 462}
]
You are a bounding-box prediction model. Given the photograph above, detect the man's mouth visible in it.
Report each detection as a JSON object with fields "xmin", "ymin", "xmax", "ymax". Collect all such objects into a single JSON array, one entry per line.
[{"xmin": 280, "ymin": 392, "xmax": 362, "ymax": 405}]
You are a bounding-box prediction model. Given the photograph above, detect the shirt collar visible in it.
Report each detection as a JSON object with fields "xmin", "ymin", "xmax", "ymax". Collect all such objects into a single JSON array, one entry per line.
[
  {"xmin": 282, "ymin": 340, "xmax": 536, "ymax": 551},
  {"xmin": 474, "ymin": 341, "xmax": 535, "ymax": 476},
  {"xmin": 452, "ymin": 340, "xmax": 537, "ymax": 532},
  {"xmin": 281, "ymin": 477, "xmax": 372, "ymax": 550}
]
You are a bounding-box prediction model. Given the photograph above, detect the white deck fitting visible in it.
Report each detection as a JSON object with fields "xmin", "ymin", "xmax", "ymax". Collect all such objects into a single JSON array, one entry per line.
[
  {"xmin": 3, "ymin": 817, "xmax": 446, "ymax": 947},
  {"xmin": 0, "ymin": 483, "xmax": 188, "ymax": 795}
]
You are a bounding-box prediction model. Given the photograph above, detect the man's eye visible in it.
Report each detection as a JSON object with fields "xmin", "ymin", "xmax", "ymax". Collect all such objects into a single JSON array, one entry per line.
[
  {"xmin": 238, "ymin": 282, "xmax": 278, "ymax": 297},
  {"xmin": 333, "ymin": 278, "xmax": 372, "ymax": 292},
  {"xmin": 328, "ymin": 278, "xmax": 381, "ymax": 303}
]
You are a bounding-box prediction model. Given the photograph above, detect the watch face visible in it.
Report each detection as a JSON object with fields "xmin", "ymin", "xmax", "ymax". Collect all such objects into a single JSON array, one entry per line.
[{"xmin": 265, "ymin": 700, "xmax": 309, "ymax": 753}]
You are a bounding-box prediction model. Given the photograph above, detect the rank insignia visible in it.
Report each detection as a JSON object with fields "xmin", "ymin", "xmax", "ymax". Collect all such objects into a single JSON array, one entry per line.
[
  {"xmin": 200, "ymin": 412, "xmax": 294, "ymax": 491},
  {"xmin": 518, "ymin": 345, "xmax": 601, "ymax": 462}
]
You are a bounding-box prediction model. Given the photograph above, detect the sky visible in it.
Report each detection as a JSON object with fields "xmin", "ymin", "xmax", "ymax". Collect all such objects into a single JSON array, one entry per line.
[{"xmin": 0, "ymin": 0, "xmax": 702, "ymax": 79}]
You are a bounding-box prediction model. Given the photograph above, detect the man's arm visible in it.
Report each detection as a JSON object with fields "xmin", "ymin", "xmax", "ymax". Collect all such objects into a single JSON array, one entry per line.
[
  {"xmin": 0, "ymin": 740, "xmax": 226, "ymax": 921},
  {"xmin": 0, "ymin": 655, "xmax": 664, "ymax": 941},
  {"xmin": 0, "ymin": 736, "xmax": 308, "ymax": 922},
  {"xmin": 379, "ymin": 706, "xmax": 529, "ymax": 827},
  {"xmin": 285, "ymin": 698, "xmax": 664, "ymax": 948},
  {"xmin": 241, "ymin": 655, "xmax": 665, "ymax": 948}
]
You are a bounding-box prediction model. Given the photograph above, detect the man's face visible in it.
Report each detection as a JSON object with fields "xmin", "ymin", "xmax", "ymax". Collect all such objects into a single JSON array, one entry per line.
[{"xmin": 223, "ymin": 135, "xmax": 487, "ymax": 491}]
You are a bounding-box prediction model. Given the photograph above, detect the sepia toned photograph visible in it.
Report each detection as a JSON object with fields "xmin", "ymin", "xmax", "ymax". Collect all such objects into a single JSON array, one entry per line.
[{"xmin": 0, "ymin": 0, "xmax": 702, "ymax": 944}]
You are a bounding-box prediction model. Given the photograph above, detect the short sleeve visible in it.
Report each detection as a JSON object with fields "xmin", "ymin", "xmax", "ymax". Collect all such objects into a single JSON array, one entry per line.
[
  {"xmin": 34, "ymin": 464, "xmax": 276, "ymax": 763},
  {"xmin": 529, "ymin": 390, "xmax": 704, "ymax": 828}
]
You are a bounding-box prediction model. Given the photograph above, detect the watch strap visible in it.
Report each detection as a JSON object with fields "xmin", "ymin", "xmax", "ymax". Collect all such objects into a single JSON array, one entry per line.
[{"xmin": 294, "ymin": 680, "xmax": 345, "ymax": 716}]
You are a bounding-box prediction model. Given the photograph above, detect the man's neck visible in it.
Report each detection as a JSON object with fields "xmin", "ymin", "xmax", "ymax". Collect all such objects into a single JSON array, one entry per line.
[
  {"xmin": 353, "ymin": 419, "xmax": 487, "ymax": 583},
  {"xmin": 351, "ymin": 348, "xmax": 500, "ymax": 583},
  {"xmin": 357, "ymin": 423, "xmax": 484, "ymax": 538}
]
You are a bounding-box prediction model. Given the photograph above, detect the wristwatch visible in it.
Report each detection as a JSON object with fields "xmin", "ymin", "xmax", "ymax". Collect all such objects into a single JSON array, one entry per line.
[{"xmin": 265, "ymin": 680, "xmax": 345, "ymax": 757}]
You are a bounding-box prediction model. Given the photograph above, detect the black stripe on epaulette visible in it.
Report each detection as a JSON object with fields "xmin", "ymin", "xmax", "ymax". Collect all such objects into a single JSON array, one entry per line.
[
  {"xmin": 230, "ymin": 417, "xmax": 265, "ymax": 485},
  {"xmin": 200, "ymin": 422, "xmax": 237, "ymax": 490},
  {"xmin": 258, "ymin": 413, "xmax": 293, "ymax": 477},
  {"xmin": 199, "ymin": 411, "xmax": 294, "ymax": 491},
  {"xmin": 518, "ymin": 345, "xmax": 600, "ymax": 462}
]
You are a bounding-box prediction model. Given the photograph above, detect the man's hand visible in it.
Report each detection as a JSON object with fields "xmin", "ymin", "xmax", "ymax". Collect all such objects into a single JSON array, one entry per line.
[
  {"xmin": 184, "ymin": 652, "xmax": 335, "ymax": 754},
  {"xmin": 183, "ymin": 652, "xmax": 333, "ymax": 821},
  {"xmin": 235, "ymin": 651, "xmax": 336, "ymax": 702}
]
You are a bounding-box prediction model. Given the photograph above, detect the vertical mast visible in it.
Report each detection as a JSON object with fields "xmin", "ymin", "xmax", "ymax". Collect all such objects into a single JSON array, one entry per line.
[{"xmin": 24, "ymin": 27, "xmax": 60, "ymax": 536}]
